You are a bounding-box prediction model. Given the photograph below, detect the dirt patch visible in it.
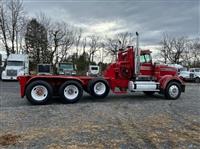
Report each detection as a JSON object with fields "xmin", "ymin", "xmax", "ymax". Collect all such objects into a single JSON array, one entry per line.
[
  {"xmin": 46, "ymin": 143, "xmax": 65, "ymax": 149},
  {"xmin": 0, "ymin": 133, "xmax": 22, "ymax": 146},
  {"xmin": 141, "ymin": 114, "xmax": 200, "ymax": 148},
  {"xmin": 46, "ymin": 143, "xmax": 105, "ymax": 149}
]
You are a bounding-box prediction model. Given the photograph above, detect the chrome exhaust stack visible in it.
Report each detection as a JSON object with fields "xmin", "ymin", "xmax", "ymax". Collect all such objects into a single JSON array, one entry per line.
[{"xmin": 134, "ymin": 32, "xmax": 140, "ymax": 76}]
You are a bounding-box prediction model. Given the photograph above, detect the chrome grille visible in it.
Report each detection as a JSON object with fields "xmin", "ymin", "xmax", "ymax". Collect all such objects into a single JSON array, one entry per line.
[{"xmin": 7, "ymin": 69, "xmax": 17, "ymax": 76}]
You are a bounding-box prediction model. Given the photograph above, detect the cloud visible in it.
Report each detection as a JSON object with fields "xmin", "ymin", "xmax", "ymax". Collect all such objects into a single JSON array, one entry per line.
[
  {"xmin": 78, "ymin": 20, "xmax": 128, "ymax": 37},
  {"xmin": 23, "ymin": 0, "xmax": 199, "ymax": 46}
]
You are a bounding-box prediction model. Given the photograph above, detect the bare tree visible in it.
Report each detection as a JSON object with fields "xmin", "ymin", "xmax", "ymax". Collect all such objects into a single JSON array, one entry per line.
[
  {"xmin": 104, "ymin": 32, "xmax": 134, "ymax": 61},
  {"xmin": 82, "ymin": 37, "xmax": 87, "ymax": 54},
  {"xmin": 0, "ymin": 0, "xmax": 24, "ymax": 55},
  {"xmin": 0, "ymin": 1, "xmax": 9, "ymax": 56},
  {"xmin": 36, "ymin": 12, "xmax": 51, "ymax": 30},
  {"xmin": 98, "ymin": 42, "xmax": 109, "ymax": 63},
  {"xmin": 16, "ymin": 16, "xmax": 27, "ymax": 53},
  {"xmin": 48, "ymin": 22, "xmax": 67, "ymax": 66},
  {"xmin": 87, "ymin": 35, "xmax": 101, "ymax": 63},
  {"xmin": 59, "ymin": 25, "xmax": 75, "ymax": 62},
  {"xmin": 159, "ymin": 33, "xmax": 187, "ymax": 64},
  {"xmin": 117, "ymin": 32, "xmax": 134, "ymax": 49},
  {"xmin": 190, "ymin": 38, "xmax": 200, "ymax": 67},
  {"xmin": 159, "ymin": 34, "xmax": 173, "ymax": 64},
  {"xmin": 181, "ymin": 39, "xmax": 194, "ymax": 67},
  {"xmin": 7, "ymin": 0, "xmax": 24, "ymax": 53},
  {"xmin": 74, "ymin": 28, "xmax": 82, "ymax": 58}
]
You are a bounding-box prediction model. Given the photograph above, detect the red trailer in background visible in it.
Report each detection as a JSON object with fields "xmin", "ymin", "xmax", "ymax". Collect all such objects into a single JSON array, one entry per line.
[{"xmin": 17, "ymin": 33, "xmax": 185, "ymax": 105}]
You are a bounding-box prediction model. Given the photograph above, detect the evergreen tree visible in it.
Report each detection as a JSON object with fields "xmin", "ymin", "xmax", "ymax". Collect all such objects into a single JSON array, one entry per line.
[{"xmin": 25, "ymin": 19, "xmax": 50, "ymax": 71}]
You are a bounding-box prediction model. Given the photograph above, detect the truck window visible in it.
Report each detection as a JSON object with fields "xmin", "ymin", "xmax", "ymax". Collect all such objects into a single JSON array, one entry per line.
[
  {"xmin": 144, "ymin": 54, "xmax": 152, "ymax": 63},
  {"xmin": 60, "ymin": 64, "xmax": 73, "ymax": 70},
  {"xmin": 195, "ymin": 69, "xmax": 200, "ymax": 72},
  {"xmin": 7, "ymin": 61, "xmax": 23, "ymax": 66},
  {"xmin": 140, "ymin": 55, "xmax": 146, "ymax": 63},
  {"xmin": 140, "ymin": 54, "xmax": 152, "ymax": 63},
  {"xmin": 91, "ymin": 67, "xmax": 98, "ymax": 70}
]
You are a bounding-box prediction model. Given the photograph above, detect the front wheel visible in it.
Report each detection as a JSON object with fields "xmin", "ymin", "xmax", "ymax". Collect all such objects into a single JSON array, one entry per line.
[
  {"xmin": 88, "ymin": 78, "xmax": 110, "ymax": 98},
  {"xmin": 165, "ymin": 82, "xmax": 181, "ymax": 100},
  {"xmin": 59, "ymin": 81, "xmax": 83, "ymax": 103},
  {"xmin": 26, "ymin": 80, "xmax": 53, "ymax": 105}
]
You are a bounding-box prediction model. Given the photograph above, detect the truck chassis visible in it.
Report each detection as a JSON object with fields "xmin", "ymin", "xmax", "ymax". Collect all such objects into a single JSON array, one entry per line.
[{"xmin": 18, "ymin": 45, "xmax": 185, "ymax": 105}]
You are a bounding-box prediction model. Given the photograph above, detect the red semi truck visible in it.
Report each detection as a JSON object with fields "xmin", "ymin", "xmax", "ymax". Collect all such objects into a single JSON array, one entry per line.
[{"xmin": 17, "ymin": 33, "xmax": 185, "ymax": 105}]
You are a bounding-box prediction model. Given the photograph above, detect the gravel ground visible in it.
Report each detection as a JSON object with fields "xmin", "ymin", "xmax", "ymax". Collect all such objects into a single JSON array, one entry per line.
[{"xmin": 0, "ymin": 81, "xmax": 200, "ymax": 149}]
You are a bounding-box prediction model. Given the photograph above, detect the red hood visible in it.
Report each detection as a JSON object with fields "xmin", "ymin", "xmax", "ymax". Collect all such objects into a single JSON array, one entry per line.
[{"xmin": 157, "ymin": 64, "xmax": 178, "ymax": 76}]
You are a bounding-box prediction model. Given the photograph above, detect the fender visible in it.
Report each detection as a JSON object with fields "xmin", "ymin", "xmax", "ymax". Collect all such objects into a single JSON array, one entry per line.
[
  {"xmin": 17, "ymin": 76, "xmax": 31, "ymax": 98},
  {"xmin": 18, "ymin": 75, "xmax": 85, "ymax": 98},
  {"xmin": 159, "ymin": 75, "xmax": 185, "ymax": 91}
]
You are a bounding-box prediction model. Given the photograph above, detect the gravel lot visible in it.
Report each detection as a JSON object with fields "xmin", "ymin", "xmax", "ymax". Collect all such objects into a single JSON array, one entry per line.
[{"xmin": 0, "ymin": 81, "xmax": 200, "ymax": 149}]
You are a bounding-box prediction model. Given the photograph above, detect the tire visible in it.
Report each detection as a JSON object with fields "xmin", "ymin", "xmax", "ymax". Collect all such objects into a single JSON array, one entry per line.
[
  {"xmin": 165, "ymin": 82, "xmax": 181, "ymax": 100},
  {"xmin": 143, "ymin": 91, "xmax": 155, "ymax": 96},
  {"xmin": 88, "ymin": 78, "xmax": 110, "ymax": 98},
  {"xmin": 195, "ymin": 77, "xmax": 200, "ymax": 83},
  {"xmin": 26, "ymin": 80, "xmax": 53, "ymax": 105},
  {"xmin": 59, "ymin": 80, "xmax": 83, "ymax": 103}
]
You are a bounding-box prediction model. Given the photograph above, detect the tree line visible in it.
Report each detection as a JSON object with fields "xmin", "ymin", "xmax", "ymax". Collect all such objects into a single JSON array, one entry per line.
[
  {"xmin": 0, "ymin": 0, "xmax": 200, "ymax": 73},
  {"xmin": 158, "ymin": 34, "xmax": 200, "ymax": 67},
  {"xmin": 0, "ymin": 0, "xmax": 135, "ymax": 73}
]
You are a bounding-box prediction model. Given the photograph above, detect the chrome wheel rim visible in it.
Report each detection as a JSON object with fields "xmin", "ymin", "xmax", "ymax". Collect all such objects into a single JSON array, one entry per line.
[
  {"xmin": 31, "ymin": 85, "xmax": 48, "ymax": 101},
  {"xmin": 94, "ymin": 82, "xmax": 106, "ymax": 95},
  {"xmin": 169, "ymin": 85, "xmax": 179, "ymax": 98},
  {"xmin": 64, "ymin": 85, "xmax": 79, "ymax": 100}
]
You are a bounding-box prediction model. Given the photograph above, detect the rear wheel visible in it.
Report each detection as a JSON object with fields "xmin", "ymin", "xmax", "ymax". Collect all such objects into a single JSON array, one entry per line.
[
  {"xmin": 59, "ymin": 81, "xmax": 83, "ymax": 103},
  {"xmin": 88, "ymin": 78, "xmax": 110, "ymax": 98},
  {"xmin": 165, "ymin": 82, "xmax": 181, "ymax": 100},
  {"xmin": 143, "ymin": 91, "xmax": 155, "ymax": 96},
  {"xmin": 26, "ymin": 80, "xmax": 53, "ymax": 105}
]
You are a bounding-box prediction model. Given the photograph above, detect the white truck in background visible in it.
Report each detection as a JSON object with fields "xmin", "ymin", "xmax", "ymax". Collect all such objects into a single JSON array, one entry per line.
[
  {"xmin": 1, "ymin": 54, "xmax": 29, "ymax": 80},
  {"xmin": 87, "ymin": 65, "xmax": 100, "ymax": 76},
  {"xmin": 57, "ymin": 62, "xmax": 77, "ymax": 76}
]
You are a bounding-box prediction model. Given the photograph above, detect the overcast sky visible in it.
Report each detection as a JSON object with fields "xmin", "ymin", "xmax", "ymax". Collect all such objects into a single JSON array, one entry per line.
[
  {"xmin": 0, "ymin": 0, "xmax": 199, "ymax": 57},
  {"xmin": 23, "ymin": 0, "xmax": 199, "ymax": 47}
]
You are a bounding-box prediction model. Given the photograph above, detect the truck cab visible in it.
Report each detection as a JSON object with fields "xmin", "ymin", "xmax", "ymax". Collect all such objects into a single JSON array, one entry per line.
[
  {"xmin": 139, "ymin": 51, "xmax": 177, "ymax": 80},
  {"xmin": 58, "ymin": 62, "xmax": 76, "ymax": 76},
  {"xmin": 1, "ymin": 54, "xmax": 29, "ymax": 80},
  {"xmin": 87, "ymin": 65, "xmax": 100, "ymax": 76}
]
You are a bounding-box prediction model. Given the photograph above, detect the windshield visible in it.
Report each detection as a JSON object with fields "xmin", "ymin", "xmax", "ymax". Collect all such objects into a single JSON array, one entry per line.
[
  {"xmin": 91, "ymin": 67, "xmax": 98, "ymax": 70},
  {"xmin": 7, "ymin": 61, "xmax": 23, "ymax": 66},
  {"xmin": 140, "ymin": 54, "xmax": 152, "ymax": 63},
  {"xmin": 60, "ymin": 64, "xmax": 73, "ymax": 70},
  {"xmin": 180, "ymin": 68, "xmax": 187, "ymax": 72}
]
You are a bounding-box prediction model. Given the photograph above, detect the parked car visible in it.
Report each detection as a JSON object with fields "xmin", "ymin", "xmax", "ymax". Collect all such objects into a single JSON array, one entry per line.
[
  {"xmin": 189, "ymin": 68, "xmax": 200, "ymax": 83},
  {"xmin": 179, "ymin": 70, "xmax": 192, "ymax": 81}
]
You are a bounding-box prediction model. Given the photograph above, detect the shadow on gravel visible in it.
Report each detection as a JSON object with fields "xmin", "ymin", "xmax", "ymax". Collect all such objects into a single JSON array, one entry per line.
[{"xmin": 47, "ymin": 93, "xmax": 165, "ymax": 105}]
